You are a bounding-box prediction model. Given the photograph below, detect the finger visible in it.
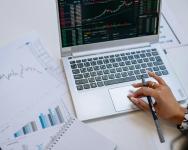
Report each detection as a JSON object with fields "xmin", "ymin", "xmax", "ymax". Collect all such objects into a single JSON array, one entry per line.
[
  {"xmin": 133, "ymin": 87, "xmax": 157, "ymax": 99},
  {"xmin": 148, "ymin": 71, "xmax": 167, "ymax": 85},
  {"xmin": 132, "ymin": 81, "xmax": 159, "ymax": 89},
  {"xmin": 129, "ymin": 97, "xmax": 149, "ymax": 111}
]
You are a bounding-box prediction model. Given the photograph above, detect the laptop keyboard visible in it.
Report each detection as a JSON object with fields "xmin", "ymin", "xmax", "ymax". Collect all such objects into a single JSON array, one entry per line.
[{"xmin": 69, "ymin": 49, "xmax": 169, "ymax": 91}]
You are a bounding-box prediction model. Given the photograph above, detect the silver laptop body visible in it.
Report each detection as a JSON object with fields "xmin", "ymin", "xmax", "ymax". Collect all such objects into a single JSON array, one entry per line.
[{"xmin": 56, "ymin": 0, "xmax": 187, "ymax": 121}]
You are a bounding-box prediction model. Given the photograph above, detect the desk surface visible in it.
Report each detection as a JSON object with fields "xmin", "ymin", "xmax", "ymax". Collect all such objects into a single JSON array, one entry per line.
[{"xmin": 1, "ymin": 0, "xmax": 188, "ymax": 149}]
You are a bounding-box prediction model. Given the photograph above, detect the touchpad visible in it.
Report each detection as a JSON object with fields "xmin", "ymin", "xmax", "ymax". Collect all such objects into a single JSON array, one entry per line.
[{"xmin": 109, "ymin": 86, "xmax": 137, "ymax": 112}]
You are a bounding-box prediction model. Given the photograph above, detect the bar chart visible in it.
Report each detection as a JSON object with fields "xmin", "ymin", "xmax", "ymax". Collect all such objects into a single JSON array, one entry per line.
[{"xmin": 14, "ymin": 105, "xmax": 66, "ymax": 138}]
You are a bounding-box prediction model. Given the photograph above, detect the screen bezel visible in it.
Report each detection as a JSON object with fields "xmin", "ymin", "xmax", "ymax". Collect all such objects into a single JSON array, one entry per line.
[{"xmin": 56, "ymin": 0, "xmax": 161, "ymax": 56}]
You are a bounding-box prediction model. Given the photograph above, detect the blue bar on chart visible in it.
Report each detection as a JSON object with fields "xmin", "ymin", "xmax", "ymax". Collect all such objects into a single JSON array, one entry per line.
[
  {"xmin": 14, "ymin": 121, "xmax": 38, "ymax": 138},
  {"xmin": 14, "ymin": 105, "xmax": 65, "ymax": 138}
]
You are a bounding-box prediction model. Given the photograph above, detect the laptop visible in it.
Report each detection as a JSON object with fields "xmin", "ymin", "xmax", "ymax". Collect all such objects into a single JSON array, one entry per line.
[{"xmin": 56, "ymin": 0, "xmax": 187, "ymax": 121}]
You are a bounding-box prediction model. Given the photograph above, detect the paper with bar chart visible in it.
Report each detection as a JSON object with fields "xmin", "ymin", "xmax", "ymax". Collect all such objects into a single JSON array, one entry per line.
[{"xmin": 0, "ymin": 32, "xmax": 71, "ymax": 144}]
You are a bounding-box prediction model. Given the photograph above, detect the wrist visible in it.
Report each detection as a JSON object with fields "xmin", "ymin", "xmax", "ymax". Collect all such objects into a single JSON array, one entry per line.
[{"xmin": 174, "ymin": 107, "xmax": 187, "ymax": 125}]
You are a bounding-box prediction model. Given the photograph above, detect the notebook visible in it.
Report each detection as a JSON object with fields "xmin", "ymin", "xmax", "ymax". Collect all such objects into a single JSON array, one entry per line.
[{"xmin": 45, "ymin": 117, "xmax": 116, "ymax": 150}]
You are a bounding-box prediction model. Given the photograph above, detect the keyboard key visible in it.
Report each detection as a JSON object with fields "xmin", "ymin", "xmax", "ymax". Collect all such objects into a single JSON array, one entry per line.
[
  {"xmin": 140, "ymin": 69, "xmax": 146, "ymax": 74},
  {"xmin": 103, "ymin": 59, "xmax": 110, "ymax": 64},
  {"xmin": 113, "ymin": 63, "xmax": 119, "ymax": 67},
  {"xmin": 125, "ymin": 61, "xmax": 131, "ymax": 65},
  {"xmin": 83, "ymin": 84, "xmax": 90, "ymax": 89},
  {"xmin": 88, "ymin": 77, "xmax": 95, "ymax": 82},
  {"xmin": 143, "ymin": 58, "xmax": 149, "ymax": 62},
  {"xmin": 122, "ymin": 56, "xmax": 128, "ymax": 61},
  {"xmin": 137, "ymin": 59, "xmax": 143, "ymax": 63},
  {"xmin": 128, "ymin": 56, "xmax": 134, "ymax": 60},
  {"xmin": 70, "ymin": 61, "xmax": 75, "ymax": 64},
  {"xmin": 152, "ymin": 52, "xmax": 159, "ymax": 56},
  {"xmin": 97, "ymin": 82, "xmax": 104, "ymax": 87},
  {"xmin": 77, "ymin": 85, "xmax": 83, "ymax": 91},
  {"xmin": 162, "ymin": 70, "xmax": 169, "ymax": 75},
  {"xmin": 97, "ymin": 70, "xmax": 103, "ymax": 75},
  {"xmin": 149, "ymin": 57, "xmax": 155, "ymax": 61},
  {"xmin": 76, "ymin": 60, "xmax": 81, "ymax": 63},
  {"xmin": 93, "ymin": 66, "xmax": 100, "ymax": 71},
  {"xmin": 104, "ymin": 76, "xmax": 136, "ymax": 86},
  {"xmin": 131, "ymin": 60, "xmax": 137, "ymax": 64},
  {"xmin": 140, "ymin": 54, "xmax": 146, "ymax": 58},
  {"xmin": 103, "ymin": 69, "xmax": 110, "ymax": 74},
  {"xmin": 153, "ymin": 61, "xmax": 163, "ymax": 66},
  {"xmin": 115, "ymin": 73, "xmax": 121, "ymax": 78},
  {"xmin": 134, "ymin": 54, "xmax": 140, "ymax": 59},
  {"xmin": 116, "ymin": 57, "xmax": 122, "ymax": 62},
  {"xmin": 121, "ymin": 72, "xmax": 128, "ymax": 77},
  {"xmin": 136, "ymin": 75, "xmax": 142, "ymax": 80},
  {"xmin": 90, "ymin": 72, "xmax": 97, "ymax": 77},
  {"xmin": 134, "ymin": 70, "xmax": 140, "ymax": 75},
  {"xmin": 91, "ymin": 61, "xmax": 97, "ymax": 66},
  {"xmin": 77, "ymin": 63, "xmax": 84, "ymax": 68},
  {"xmin": 142, "ymin": 74, "xmax": 149, "ymax": 78},
  {"xmin": 146, "ymin": 68, "xmax": 153, "ymax": 72},
  {"xmin": 84, "ymin": 62, "xmax": 90, "ymax": 67},
  {"xmin": 128, "ymin": 71, "xmax": 134, "ymax": 76},
  {"xmin": 110, "ymin": 68, "xmax": 116, "ymax": 73},
  {"xmin": 100, "ymin": 65, "xmax": 106, "ymax": 70},
  {"xmin": 82, "ymin": 59, "xmax": 87, "ymax": 62},
  {"xmin": 97, "ymin": 60, "xmax": 103, "ymax": 65},
  {"xmin": 159, "ymin": 65, "xmax": 166, "ymax": 70},
  {"xmin": 116, "ymin": 68, "xmax": 122, "ymax": 72},
  {"xmin": 87, "ymin": 67, "xmax": 93, "ymax": 72},
  {"xmin": 135, "ymin": 64, "xmax": 141, "ymax": 69},
  {"xmin": 146, "ymin": 53, "xmax": 152, "ymax": 57},
  {"xmin": 129, "ymin": 65, "xmax": 135, "ymax": 70},
  {"xmin": 80, "ymin": 68, "xmax": 87, "ymax": 73},
  {"xmin": 75, "ymin": 79, "xmax": 88, "ymax": 85},
  {"xmin": 153, "ymin": 66, "xmax": 159, "ymax": 71},
  {"xmin": 83, "ymin": 73, "xmax": 90, "ymax": 78},
  {"xmin": 74, "ymin": 74, "xmax": 83, "ymax": 79},
  {"xmin": 155, "ymin": 71, "xmax": 162, "ymax": 76},
  {"xmin": 71, "ymin": 64, "xmax": 77, "ymax": 69},
  {"xmin": 72, "ymin": 69, "xmax": 80, "ymax": 74},
  {"xmin": 102, "ymin": 75, "xmax": 108, "ymax": 80},
  {"xmin": 119, "ymin": 62, "xmax": 125, "ymax": 66},
  {"xmin": 122, "ymin": 67, "xmax": 129, "ymax": 71},
  {"xmin": 141, "ymin": 63, "xmax": 147, "ymax": 68},
  {"xmin": 90, "ymin": 83, "xmax": 97, "ymax": 88},
  {"xmin": 93, "ymin": 57, "xmax": 98, "ymax": 60},
  {"xmin": 120, "ymin": 53, "xmax": 125, "ymax": 56},
  {"xmin": 106, "ymin": 64, "xmax": 113, "ymax": 68},
  {"xmin": 109, "ymin": 74, "xmax": 115, "ymax": 79},
  {"xmin": 147, "ymin": 62, "xmax": 153, "ymax": 67}
]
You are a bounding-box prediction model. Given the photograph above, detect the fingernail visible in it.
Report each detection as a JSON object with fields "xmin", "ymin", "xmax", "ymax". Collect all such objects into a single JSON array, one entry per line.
[
  {"xmin": 127, "ymin": 94, "xmax": 133, "ymax": 98},
  {"xmin": 131, "ymin": 97, "xmax": 139, "ymax": 104}
]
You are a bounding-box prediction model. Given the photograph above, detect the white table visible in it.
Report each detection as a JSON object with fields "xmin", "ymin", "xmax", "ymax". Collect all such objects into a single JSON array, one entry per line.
[{"xmin": 1, "ymin": 0, "xmax": 188, "ymax": 149}]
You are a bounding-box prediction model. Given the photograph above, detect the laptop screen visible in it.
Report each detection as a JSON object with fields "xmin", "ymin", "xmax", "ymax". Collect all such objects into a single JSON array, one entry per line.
[{"xmin": 57, "ymin": 0, "xmax": 160, "ymax": 48}]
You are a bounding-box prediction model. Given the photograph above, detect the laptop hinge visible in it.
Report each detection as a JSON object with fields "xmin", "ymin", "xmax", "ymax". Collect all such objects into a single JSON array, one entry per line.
[{"xmin": 72, "ymin": 43, "xmax": 151, "ymax": 58}]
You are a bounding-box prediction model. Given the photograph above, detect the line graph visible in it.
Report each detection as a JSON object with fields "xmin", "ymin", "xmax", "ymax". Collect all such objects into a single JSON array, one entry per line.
[
  {"xmin": 0, "ymin": 65, "xmax": 43, "ymax": 81},
  {"xmin": 83, "ymin": 0, "xmax": 136, "ymax": 22}
]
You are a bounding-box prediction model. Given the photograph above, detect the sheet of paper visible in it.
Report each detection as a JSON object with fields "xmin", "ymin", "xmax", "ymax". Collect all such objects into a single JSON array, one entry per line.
[
  {"xmin": 159, "ymin": 14, "xmax": 180, "ymax": 49},
  {"xmin": 0, "ymin": 32, "xmax": 71, "ymax": 144},
  {"xmin": 0, "ymin": 124, "xmax": 62, "ymax": 150}
]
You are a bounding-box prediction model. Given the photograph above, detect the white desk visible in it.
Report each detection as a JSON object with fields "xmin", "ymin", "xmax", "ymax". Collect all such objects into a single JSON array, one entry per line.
[{"xmin": 1, "ymin": 0, "xmax": 188, "ymax": 149}]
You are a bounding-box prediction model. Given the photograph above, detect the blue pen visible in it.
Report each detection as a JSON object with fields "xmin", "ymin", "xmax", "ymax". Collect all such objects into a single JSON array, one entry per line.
[{"xmin": 141, "ymin": 75, "xmax": 165, "ymax": 143}]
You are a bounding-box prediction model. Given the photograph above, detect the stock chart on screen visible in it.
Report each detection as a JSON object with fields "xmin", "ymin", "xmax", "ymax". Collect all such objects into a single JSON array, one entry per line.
[{"xmin": 57, "ymin": 0, "xmax": 160, "ymax": 47}]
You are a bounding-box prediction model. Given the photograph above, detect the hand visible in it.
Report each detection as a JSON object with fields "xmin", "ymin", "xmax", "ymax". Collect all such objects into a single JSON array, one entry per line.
[{"xmin": 128, "ymin": 72, "xmax": 186, "ymax": 125}]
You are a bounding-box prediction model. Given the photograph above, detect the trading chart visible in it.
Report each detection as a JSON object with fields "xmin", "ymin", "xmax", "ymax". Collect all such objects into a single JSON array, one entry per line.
[{"xmin": 58, "ymin": 0, "xmax": 160, "ymax": 47}]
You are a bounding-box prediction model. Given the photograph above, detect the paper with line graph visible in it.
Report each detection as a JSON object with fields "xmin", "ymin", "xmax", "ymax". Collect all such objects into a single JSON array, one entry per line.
[{"xmin": 0, "ymin": 32, "xmax": 70, "ymax": 143}]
